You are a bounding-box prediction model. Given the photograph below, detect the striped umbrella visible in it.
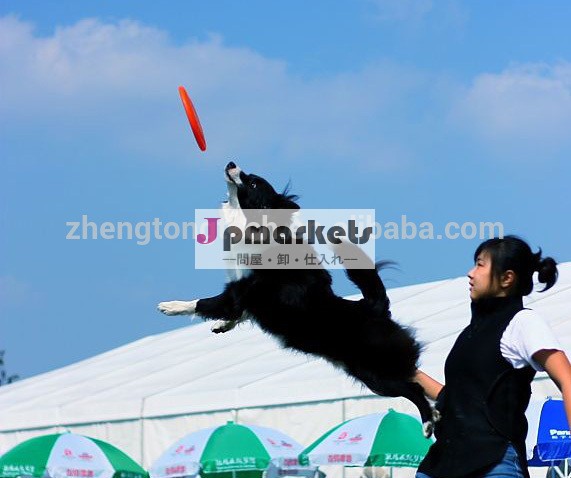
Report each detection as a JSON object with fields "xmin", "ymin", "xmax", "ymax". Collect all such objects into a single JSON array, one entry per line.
[
  {"xmin": 150, "ymin": 421, "xmax": 315, "ymax": 478},
  {"xmin": 0, "ymin": 433, "xmax": 147, "ymax": 478},
  {"xmin": 299, "ymin": 410, "xmax": 433, "ymax": 468}
]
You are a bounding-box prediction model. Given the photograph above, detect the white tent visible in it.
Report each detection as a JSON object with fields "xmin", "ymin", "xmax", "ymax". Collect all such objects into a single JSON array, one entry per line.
[{"xmin": 1, "ymin": 263, "xmax": 570, "ymax": 478}]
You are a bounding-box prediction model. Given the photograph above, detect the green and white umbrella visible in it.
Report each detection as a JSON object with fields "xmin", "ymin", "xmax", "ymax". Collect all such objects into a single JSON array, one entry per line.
[
  {"xmin": 0, "ymin": 432, "xmax": 147, "ymax": 478},
  {"xmin": 299, "ymin": 410, "xmax": 433, "ymax": 469},
  {"xmin": 150, "ymin": 421, "xmax": 317, "ymax": 478}
]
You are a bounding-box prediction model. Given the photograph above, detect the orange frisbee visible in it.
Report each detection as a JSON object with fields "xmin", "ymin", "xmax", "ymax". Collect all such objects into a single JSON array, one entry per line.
[{"xmin": 178, "ymin": 85, "xmax": 207, "ymax": 151}]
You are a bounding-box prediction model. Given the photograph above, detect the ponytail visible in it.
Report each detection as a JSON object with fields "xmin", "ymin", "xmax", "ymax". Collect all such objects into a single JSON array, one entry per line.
[{"xmin": 534, "ymin": 251, "xmax": 558, "ymax": 292}]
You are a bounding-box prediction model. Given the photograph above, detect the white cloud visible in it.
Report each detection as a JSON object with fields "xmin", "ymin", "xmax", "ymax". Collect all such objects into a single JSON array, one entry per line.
[
  {"xmin": 0, "ymin": 15, "xmax": 429, "ymax": 169},
  {"xmin": 451, "ymin": 62, "xmax": 571, "ymax": 157}
]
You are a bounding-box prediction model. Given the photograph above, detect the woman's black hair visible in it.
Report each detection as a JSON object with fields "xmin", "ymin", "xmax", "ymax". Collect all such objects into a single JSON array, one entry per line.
[{"xmin": 474, "ymin": 235, "xmax": 558, "ymax": 296}]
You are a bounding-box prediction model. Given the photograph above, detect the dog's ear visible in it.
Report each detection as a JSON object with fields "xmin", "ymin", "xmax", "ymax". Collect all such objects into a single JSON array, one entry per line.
[
  {"xmin": 275, "ymin": 186, "xmax": 300, "ymax": 210},
  {"xmin": 274, "ymin": 195, "xmax": 300, "ymax": 210}
]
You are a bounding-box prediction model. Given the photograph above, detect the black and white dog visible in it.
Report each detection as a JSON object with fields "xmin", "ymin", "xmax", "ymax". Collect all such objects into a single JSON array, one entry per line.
[{"xmin": 158, "ymin": 161, "xmax": 435, "ymax": 435}]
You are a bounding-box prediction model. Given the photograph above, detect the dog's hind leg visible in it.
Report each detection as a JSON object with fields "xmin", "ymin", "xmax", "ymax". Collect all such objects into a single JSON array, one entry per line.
[
  {"xmin": 397, "ymin": 381, "xmax": 436, "ymax": 438},
  {"xmin": 359, "ymin": 375, "xmax": 435, "ymax": 438}
]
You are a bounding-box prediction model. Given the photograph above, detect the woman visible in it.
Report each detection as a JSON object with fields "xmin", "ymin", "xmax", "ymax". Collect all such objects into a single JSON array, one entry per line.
[{"xmin": 415, "ymin": 235, "xmax": 571, "ymax": 478}]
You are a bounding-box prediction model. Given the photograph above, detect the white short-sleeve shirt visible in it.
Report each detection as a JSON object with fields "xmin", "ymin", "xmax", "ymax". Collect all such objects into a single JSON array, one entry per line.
[{"xmin": 500, "ymin": 309, "xmax": 563, "ymax": 371}]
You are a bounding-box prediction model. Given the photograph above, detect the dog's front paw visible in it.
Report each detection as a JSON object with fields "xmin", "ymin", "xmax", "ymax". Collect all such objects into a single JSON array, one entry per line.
[
  {"xmin": 211, "ymin": 319, "xmax": 237, "ymax": 334},
  {"xmin": 157, "ymin": 300, "xmax": 198, "ymax": 316}
]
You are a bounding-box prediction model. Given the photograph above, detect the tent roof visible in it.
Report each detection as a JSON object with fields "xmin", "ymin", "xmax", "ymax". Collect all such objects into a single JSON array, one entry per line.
[{"xmin": 1, "ymin": 263, "xmax": 570, "ymax": 432}]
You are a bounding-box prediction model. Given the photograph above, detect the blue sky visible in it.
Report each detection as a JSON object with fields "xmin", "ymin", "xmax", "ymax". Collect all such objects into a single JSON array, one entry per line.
[{"xmin": 1, "ymin": 0, "xmax": 570, "ymax": 380}]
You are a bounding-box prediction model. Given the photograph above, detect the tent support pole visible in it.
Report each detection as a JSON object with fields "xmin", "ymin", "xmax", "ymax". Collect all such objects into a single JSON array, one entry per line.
[{"xmin": 140, "ymin": 397, "xmax": 146, "ymax": 465}]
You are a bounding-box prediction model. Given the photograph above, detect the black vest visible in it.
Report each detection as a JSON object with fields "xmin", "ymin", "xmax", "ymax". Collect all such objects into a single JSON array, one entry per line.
[{"xmin": 418, "ymin": 296, "xmax": 536, "ymax": 478}]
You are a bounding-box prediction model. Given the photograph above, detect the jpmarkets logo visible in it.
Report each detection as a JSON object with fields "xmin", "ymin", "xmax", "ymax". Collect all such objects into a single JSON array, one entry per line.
[
  {"xmin": 194, "ymin": 209, "xmax": 376, "ymax": 270},
  {"xmin": 197, "ymin": 217, "xmax": 372, "ymax": 250}
]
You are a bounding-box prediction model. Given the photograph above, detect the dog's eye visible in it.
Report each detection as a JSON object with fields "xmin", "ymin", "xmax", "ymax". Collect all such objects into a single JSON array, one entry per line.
[{"xmin": 250, "ymin": 181, "xmax": 257, "ymax": 189}]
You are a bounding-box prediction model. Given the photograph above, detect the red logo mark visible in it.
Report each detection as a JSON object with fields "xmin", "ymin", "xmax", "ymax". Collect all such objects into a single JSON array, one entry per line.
[
  {"xmin": 349, "ymin": 434, "xmax": 362, "ymax": 443},
  {"xmin": 66, "ymin": 469, "xmax": 94, "ymax": 477},
  {"xmin": 175, "ymin": 445, "xmax": 195, "ymax": 455},
  {"xmin": 166, "ymin": 466, "xmax": 186, "ymax": 475},
  {"xmin": 328, "ymin": 454, "xmax": 352, "ymax": 463}
]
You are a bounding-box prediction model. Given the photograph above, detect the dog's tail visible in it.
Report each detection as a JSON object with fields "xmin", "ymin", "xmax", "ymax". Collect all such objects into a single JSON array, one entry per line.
[{"xmin": 333, "ymin": 242, "xmax": 394, "ymax": 317}]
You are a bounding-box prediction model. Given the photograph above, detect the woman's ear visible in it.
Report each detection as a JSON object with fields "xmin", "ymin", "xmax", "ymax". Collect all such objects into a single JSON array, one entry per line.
[{"xmin": 500, "ymin": 270, "xmax": 516, "ymax": 291}]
